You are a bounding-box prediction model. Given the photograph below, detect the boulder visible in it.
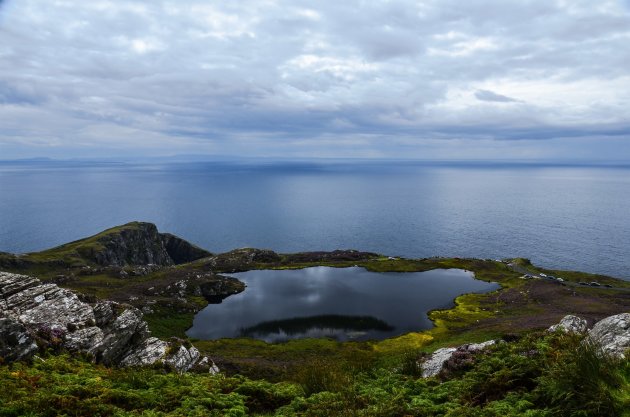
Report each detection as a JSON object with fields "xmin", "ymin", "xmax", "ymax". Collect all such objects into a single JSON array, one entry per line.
[
  {"xmin": 421, "ymin": 347, "xmax": 457, "ymax": 378},
  {"xmin": 548, "ymin": 315, "xmax": 588, "ymax": 334},
  {"xmin": 421, "ymin": 340, "xmax": 496, "ymax": 378},
  {"xmin": 588, "ymin": 313, "xmax": 630, "ymax": 359},
  {"xmin": 164, "ymin": 345, "xmax": 202, "ymax": 372}
]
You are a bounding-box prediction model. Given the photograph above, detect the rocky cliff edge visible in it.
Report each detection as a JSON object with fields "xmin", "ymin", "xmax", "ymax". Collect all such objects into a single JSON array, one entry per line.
[{"xmin": 0, "ymin": 271, "xmax": 217, "ymax": 373}]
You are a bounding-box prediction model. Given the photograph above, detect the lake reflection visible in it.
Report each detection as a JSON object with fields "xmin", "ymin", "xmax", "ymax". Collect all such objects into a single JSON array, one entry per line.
[{"xmin": 187, "ymin": 267, "xmax": 499, "ymax": 341}]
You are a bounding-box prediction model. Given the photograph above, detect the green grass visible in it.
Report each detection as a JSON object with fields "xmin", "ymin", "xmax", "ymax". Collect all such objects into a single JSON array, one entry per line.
[
  {"xmin": 1, "ymin": 332, "xmax": 627, "ymax": 416},
  {"xmin": 20, "ymin": 222, "xmax": 147, "ymax": 267},
  {"xmin": 144, "ymin": 309, "xmax": 197, "ymax": 339}
]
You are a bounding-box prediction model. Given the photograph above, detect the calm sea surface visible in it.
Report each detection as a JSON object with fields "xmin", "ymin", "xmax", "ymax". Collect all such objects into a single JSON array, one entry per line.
[
  {"xmin": 1, "ymin": 160, "xmax": 629, "ymax": 279},
  {"xmin": 187, "ymin": 267, "xmax": 499, "ymax": 341}
]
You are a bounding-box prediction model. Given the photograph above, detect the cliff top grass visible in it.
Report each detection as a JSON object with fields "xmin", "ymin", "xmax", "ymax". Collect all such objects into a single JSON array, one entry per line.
[{"xmin": 20, "ymin": 222, "xmax": 150, "ymax": 267}]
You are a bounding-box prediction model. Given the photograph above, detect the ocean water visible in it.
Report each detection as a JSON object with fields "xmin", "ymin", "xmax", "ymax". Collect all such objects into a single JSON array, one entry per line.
[
  {"xmin": 1, "ymin": 160, "xmax": 629, "ymax": 279},
  {"xmin": 187, "ymin": 267, "xmax": 499, "ymax": 341}
]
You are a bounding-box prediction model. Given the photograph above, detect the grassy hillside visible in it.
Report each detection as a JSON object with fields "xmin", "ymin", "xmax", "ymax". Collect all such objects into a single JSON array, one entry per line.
[{"xmin": 1, "ymin": 332, "xmax": 628, "ymax": 416}]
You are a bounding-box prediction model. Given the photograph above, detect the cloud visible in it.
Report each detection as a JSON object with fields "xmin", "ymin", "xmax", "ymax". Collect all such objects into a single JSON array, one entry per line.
[
  {"xmin": 0, "ymin": 0, "xmax": 629, "ymax": 160},
  {"xmin": 474, "ymin": 90, "xmax": 520, "ymax": 103}
]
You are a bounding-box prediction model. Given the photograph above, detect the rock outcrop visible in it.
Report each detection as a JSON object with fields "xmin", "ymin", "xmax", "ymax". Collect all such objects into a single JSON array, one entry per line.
[
  {"xmin": 588, "ymin": 313, "xmax": 630, "ymax": 359},
  {"xmin": 0, "ymin": 271, "xmax": 217, "ymax": 373},
  {"xmin": 547, "ymin": 315, "xmax": 588, "ymax": 334},
  {"xmin": 421, "ymin": 340, "xmax": 496, "ymax": 378},
  {"xmin": 0, "ymin": 313, "xmax": 38, "ymax": 361},
  {"xmin": 283, "ymin": 250, "xmax": 379, "ymax": 263},
  {"xmin": 202, "ymin": 248, "xmax": 282, "ymax": 272},
  {"xmin": 199, "ymin": 248, "xmax": 380, "ymax": 273}
]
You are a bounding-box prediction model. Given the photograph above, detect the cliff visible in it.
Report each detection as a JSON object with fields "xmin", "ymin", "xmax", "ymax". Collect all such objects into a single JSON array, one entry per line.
[{"xmin": 22, "ymin": 222, "xmax": 212, "ymax": 267}]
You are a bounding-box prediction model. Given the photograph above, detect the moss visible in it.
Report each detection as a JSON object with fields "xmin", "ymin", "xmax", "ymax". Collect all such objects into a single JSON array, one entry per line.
[{"xmin": 144, "ymin": 310, "xmax": 196, "ymax": 339}]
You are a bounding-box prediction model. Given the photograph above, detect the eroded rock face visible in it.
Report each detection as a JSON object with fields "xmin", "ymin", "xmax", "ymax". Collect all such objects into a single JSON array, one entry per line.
[
  {"xmin": 0, "ymin": 313, "xmax": 38, "ymax": 361},
  {"xmin": 161, "ymin": 233, "xmax": 212, "ymax": 264},
  {"xmin": 84, "ymin": 223, "xmax": 173, "ymax": 266},
  {"xmin": 588, "ymin": 313, "xmax": 630, "ymax": 359},
  {"xmin": 0, "ymin": 271, "xmax": 217, "ymax": 373},
  {"xmin": 119, "ymin": 337, "xmax": 168, "ymax": 367},
  {"xmin": 548, "ymin": 315, "xmax": 588, "ymax": 334}
]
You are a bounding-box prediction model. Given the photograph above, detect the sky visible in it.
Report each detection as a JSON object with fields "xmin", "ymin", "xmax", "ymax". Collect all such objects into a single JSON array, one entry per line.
[{"xmin": 1, "ymin": 0, "xmax": 630, "ymax": 161}]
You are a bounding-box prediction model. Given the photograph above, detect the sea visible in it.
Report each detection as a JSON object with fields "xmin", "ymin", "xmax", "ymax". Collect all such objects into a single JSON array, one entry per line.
[{"xmin": 1, "ymin": 160, "xmax": 629, "ymax": 280}]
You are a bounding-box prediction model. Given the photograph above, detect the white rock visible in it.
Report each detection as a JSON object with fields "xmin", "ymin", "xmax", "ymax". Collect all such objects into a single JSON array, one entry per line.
[
  {"xmin": 64, "ymin": 327, "xmax": 104, "ymax": 351},
  {"xmin": 421, "ymin": 347, "xmax": 457, "ymax": 378},
  {"xmin": 0, "ymin": 313, "xmax": 38, "ymax": 361},
  {"xmin": 548, "ymin": 315, "xmax": 588, "ymax": 334},
  {"xmin": 165, "ymin": 345, "xmax": 201, "ymax": 373},
  {"xmin": 119, "ymin": 337, "xmax": 169, "ymax": 367},
  {"xmin": 421, "ymin": 340, "xmax": 496, "ymax": 378},
  {"xmin": 467, "ymin": 340, "xmax": 496, "ymax": 351},
  {"xmin": 588, "ymin": 313, "xmax": 630, "ymax": 359}
]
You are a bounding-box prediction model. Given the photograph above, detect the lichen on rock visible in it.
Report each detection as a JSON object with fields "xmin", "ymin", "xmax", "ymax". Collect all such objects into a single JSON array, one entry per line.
[
  {"xmin": 421, "ymin": 340, "xmax": 496, "ymax": 378},
  {"xmin": 588, "ymin": 313, "xmax": 630, "ymax": 359},
  {"xmin": 0, "ymin": 271, "xmax": 217, "ymax": 373},
  {"xmin": 547, "ymin": 315, "xmax": 588, "ymax": 334}
]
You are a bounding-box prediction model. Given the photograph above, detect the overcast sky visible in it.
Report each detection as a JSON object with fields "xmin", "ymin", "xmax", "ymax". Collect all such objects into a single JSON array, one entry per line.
[{"xmin": 1, "ymin": 0, "xmax": 630, "ymax": 161}]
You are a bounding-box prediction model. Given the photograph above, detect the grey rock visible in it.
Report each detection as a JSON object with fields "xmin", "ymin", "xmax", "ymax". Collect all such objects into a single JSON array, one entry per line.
[
  {"xmin": 421, "ymin": 340, "xmax": 496, "ymax": 378},
  {"xmin": 466, "ymin": 340, "xmax": 496, "ymax": 351},
  {"xmin": 165, "ymin": 345, "xmax": 201, "ymax": 373},
  {"xmin": 0, "ymin": 272, "xmax": 40, "ymax": 299},
  {"xmin": 421, "ymin": 347, "xmax": 457, "ymax": 378},
  {"xmin": 0, "ymin": 271, "xmax": 217, "ymax": 372},
  {"xmin": 120, "ymin": 337, "xmax": 168, "ymax": 367},
  {"xmin": 548, "ymin": 315, "xmax": 588, "ymax": 334},
  {"xmin": 9, "ymin": 284, "xmax": 95, "ymax": 328},
  {"xmin": 588, "ymin": 313, "xmax": 630, "ymax": 359},
  {"xmin": 93, "ymin": 301, "xmax": 115, "ymax": 327},
  {"xmin": 195, "ymin": 356, "xmax": 219, "ymax": 374},
  {"xmin": 64, "ymin": 327, "xmax": 104, "ymax": 351},
  {"xmin": 0, "ymin": 313, "xmax": 38, "ymax": 361},
  {"xmin": 95, "ymin": 308, "xmax": 150, "ymax": 364}
]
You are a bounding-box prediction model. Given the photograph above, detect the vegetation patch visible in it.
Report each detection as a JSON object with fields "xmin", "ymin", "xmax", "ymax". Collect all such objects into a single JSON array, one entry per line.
[{"xmin": 1, "ymin": 332, "xmax": 627, "ymax": 416}]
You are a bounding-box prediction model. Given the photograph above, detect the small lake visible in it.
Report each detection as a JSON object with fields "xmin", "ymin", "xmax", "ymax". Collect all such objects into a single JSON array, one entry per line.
[{"xmin": 186, "ymin": 267, "xmax": 499, "ymax": 342}]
